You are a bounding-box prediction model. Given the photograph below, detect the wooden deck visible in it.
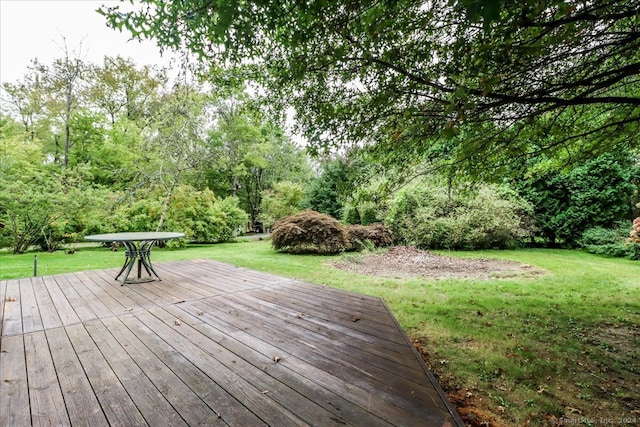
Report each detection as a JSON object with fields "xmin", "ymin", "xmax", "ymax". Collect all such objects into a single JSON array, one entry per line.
[{"xmin": 1, "ymin": 259, "xmax": 463, "ymax": 426}]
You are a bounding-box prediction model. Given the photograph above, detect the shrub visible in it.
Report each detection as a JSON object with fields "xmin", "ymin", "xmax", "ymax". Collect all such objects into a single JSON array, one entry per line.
[
  {"xmin": 344, "ymin": 205, "xmax": 361, "ymax": 225},
  {"xmin": 581, "ymin": 221, "xmax": 640, "ymax": 260},
  {"xmin": 580, "ymin": 225, "xmax": 626, "ymax": 246},
  {"xmin": 258, "ymin": 181, "xmax": 306, "ymax": 230},
  {"xmin": 386, "ymin": 182, "xmax": 533, "ymax": 250},
  {"xmin": 360, "ymin": 207, "xmax": 378, "ymax": 225},
  {"xmin": 112, "ymin": 185, "xmax": 248, "ymax": 244},
  {"xmin": 345, "ymin": 223, "xmax": 393, "ymax": 251},
  {"xmin": 516, "ymin": 152, "xmax": 639, "ymax": 246},
  {"xmin": 271, "ymin": 210, "xmax": 348, "ymax": 254}
]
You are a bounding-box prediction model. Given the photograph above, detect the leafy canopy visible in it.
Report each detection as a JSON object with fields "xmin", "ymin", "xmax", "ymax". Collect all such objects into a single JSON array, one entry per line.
[{"xmin": 100, "ymin": 0, "xmax": 640, "ymax": 171}]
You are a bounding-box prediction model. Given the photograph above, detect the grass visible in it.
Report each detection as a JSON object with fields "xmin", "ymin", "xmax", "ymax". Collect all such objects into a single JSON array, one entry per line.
[{"xmin": 1, "ymin": 241, "xmax": 639, "ymax": 426}]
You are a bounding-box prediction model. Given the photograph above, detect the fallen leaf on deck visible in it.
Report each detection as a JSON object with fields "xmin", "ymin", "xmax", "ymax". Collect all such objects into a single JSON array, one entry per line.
[
  {"xmin": 273, "ymin": 356, "xmax": 281, "ymax": 362},
  {"xmin": 174, "ymin": 319, "xmax": 182, "ymax": 326},
  {"xmin": 352, "ymin": 315, "xmax": 360, "ymax": 322},
  {"xmin": 197, "ymin": 310, "xmax": 204, "ymax": 316}
]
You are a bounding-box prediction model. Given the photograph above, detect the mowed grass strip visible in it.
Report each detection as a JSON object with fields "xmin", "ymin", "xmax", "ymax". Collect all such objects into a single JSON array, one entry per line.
[{"xmin": 1, "ymin": 241, "xmax": 638, "ymax": 425}]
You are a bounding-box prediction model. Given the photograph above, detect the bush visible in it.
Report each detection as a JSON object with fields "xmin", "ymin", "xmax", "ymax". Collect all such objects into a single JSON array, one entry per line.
[
  {"xmin": 112, "ymin": 185, "xmax": 248, "ymax": 244},
  {"xmin": 271, "ymin": 210, "xmax": 348, "ymax": 254},
  {"xmin": 258, "ymin": 181, "xmax": 306, "ymax": 230},
  {"xmin": 360, "ymin": 207, "xmax": 378, "ymax": 226},
  {"xmin": 516, "ymin": 152, "xmax": 639, "ymax": 246},
  {"xmin": 580, "ymin": 225, "xmax": 627, "ymax": 246},
  {"xmin": 344, "ymin": 205, "xmax": 361, "ymax": 225},
  {"xmin": 345, "ymin": 223, "xmax": 393, "ymax": 251},
  {"xmin": 581, "ymin": 221, "xmax": 640, "ymax": 260},
  {"xmin": 386, "ymin": 182, "xmax": 533, "ymax": 250}
]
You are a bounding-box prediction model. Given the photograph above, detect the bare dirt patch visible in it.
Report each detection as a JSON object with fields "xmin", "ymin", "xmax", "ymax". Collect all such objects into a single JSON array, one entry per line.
[{"xmin": 332, "ymin": 245, "xmax": 545, "ymax": 280}]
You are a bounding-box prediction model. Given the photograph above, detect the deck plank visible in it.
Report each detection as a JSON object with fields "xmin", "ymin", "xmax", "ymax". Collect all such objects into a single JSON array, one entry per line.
[
  {"xmin": 45, "ymin": 327, "xmax": 110, "ymax": 426},
  {"xmin": 100, "ymin": 315, "xmax": 227, "ymax": 426},
  {"xmin": 157, "ymin": 304, "xmax": 353, "ymax": 427},
  {"xmin": 118, "ymin": 313, "xmax": 266, "ymax": 426},
  {"xmin": 2, "ymin": 258, "xmax": 464, "ymax": 426},
  {"xmin": 137, "ymin": 308, "xmax": 307, "ymax": 426},
  {"xmin": 2, "ymin": 278, "xmax": 22, "ymax": 335},
  {"xmin": 73, "ymin": 271, "xmax": 128, "ymax": 316},
  {"xmin": 41, "ymin": 275, "xmax": 81, "ymax": 326},
  {"xmin": 24, "ymin": 330, "xmax": 70, "ymax": 426},
  {"xmin": 0, "ymin": 334, "xmax": 30, "ymax": 425},
  {"xmin": 171, "ymin": 301, "xmax": 394, "ymax": 427},
  {"xmin": 83, "ymin": 319, "xmax": 190, "ymax": 426},
  {"xmin": 217, "ymin": 291, "xmax": 424, "ymax": 378},
  {"xmin": 65, "ymin": 323, "xmax": 149, "ymax": 426},
  {"xmin": 31, "ymin": 276, "xmax": 63, "ymax": 330},
  {"xmin": 20, "ymin": 278, "xmax": 44, "ymax": 333},
  {"xmin": 196, "ymin": 294, "xmax": 447, "ymax": 422},
  {"xmin": 54, "ymin": 274, "xmax": 98, "ymax": 322}
]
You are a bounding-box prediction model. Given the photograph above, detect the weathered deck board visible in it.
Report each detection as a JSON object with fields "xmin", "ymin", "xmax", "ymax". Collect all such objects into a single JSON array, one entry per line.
[
  {"xmin": 0, "ymin": 334, "xmax": 30, "ymax": 425},
  {"xmin": 1, "ymin": 258, "xmax": 463, "ymax": 426},
  {"xmin": 24, "ymin": 330, "xmax": 70, "ymax": 426}
]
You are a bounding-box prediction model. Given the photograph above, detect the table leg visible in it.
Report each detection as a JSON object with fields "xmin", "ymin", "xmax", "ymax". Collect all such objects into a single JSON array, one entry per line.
[
  {"xmin": 117, "ymin": 241, "xmax": 139, "ymax": 285},
  {"xmin": 114, "ymin": 246, "xmax": 133, "ymax": 281},
  {"xmin": 114, "ymin": 240, "xmax": 161, "ymax": 285},
  {"xmin": 138, "ymin": 240, "xmax": 161, "ymax": 280}
]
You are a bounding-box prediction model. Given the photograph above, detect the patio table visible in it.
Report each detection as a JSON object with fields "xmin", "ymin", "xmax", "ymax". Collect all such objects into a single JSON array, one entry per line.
[{"xmin": 84, "ymin": 232, "xmax": 185, "ymax": 285}]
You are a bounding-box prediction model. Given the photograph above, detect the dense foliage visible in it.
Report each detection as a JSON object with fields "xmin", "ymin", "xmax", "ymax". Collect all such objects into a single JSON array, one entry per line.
[
  {"xmin": 386, "ymin": 182, "xmax": 534, "ymax": 250},
  {"xmin": 101, "ymin": 0, "xmax": 640, "ymax": 173},
  {"xmin": 516, "ymin": 152, "xmax": 640, "ymax": 246},
  {"xmin": 580, "ymin": 221, "xmax": 640, "ymax": 260},
  {"xmin": 0, "ymin": 54, "xmax": 312, "ymax": 253},
  {"xmin": 110, "ymin": 185, "xmax": 248, "ymax": 246},
  {"xmin": 258, "ymin": 181, "xmax": 305, "ymax": 230}
]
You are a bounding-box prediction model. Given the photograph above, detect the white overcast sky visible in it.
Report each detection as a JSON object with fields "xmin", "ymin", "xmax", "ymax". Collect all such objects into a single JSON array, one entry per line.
[{"xmin": 0, "ymin": 0, "xmax": 171, "ymax": 84}]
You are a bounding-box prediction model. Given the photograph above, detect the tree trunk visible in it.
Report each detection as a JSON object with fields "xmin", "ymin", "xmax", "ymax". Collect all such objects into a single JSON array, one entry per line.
[{"xmin": 156, "ymin": 172, "xmax": 181, "ymax": 232}]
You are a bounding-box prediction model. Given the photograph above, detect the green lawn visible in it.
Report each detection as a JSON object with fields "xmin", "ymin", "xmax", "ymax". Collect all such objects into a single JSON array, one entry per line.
[{"xmin": 1, "ymin": 241, "xmax": 638, "ymax": 425}]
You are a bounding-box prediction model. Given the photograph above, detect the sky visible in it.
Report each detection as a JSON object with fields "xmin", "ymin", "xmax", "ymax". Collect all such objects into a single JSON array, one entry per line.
[{"xmin": 0, "ymin": 0, "xmax": 171, "ymax": 84}]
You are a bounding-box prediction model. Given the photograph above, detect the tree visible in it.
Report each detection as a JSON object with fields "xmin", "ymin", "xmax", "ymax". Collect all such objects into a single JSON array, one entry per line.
[
  {"xmin": 0, "ymin": 118, "xmax": 114, "ymax": 252},
  {"xmin": 140, "ymin": 78, "xmax": 211, "ymax": 232},
  {"xmin": 205, "ymin": 97, "xmax": 312, "ymax": 226},
  {"xmin": 301, "ymin": 158, "xmax": 349, "ymax": 219},
  {"xmin": 1, "ymin": 64, "xmax": 48, "ymax": 139},
  {"xmin": 38, "ymin": 42, "xmax": 89, "ymax": 169},
  {"xmin": 259, "ymin": 181, "xmax": 306, "ymax": 230},
  {"xmin": 88, "ymin": 56, "xmax": 167, "ymax": 126},
  {"xmin": 516, "ymin": 151, "xmax": 640, "ymax": 245},
  {"xmin": 100, "ymin": 1, "xmax": 640, "ymax": 172}
]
